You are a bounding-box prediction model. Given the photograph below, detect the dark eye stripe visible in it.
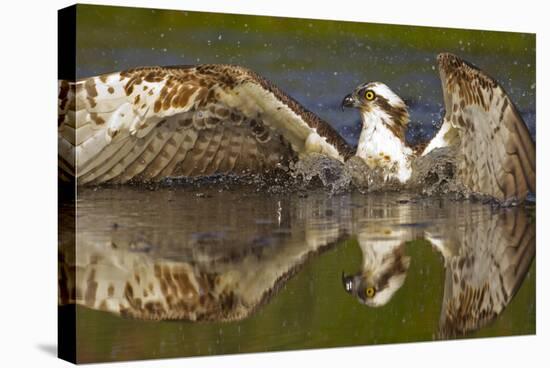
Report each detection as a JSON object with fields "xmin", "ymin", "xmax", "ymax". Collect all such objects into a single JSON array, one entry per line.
[{"xmin": 376, "ymin": 248, "xmax": 408, "ymax": 290}]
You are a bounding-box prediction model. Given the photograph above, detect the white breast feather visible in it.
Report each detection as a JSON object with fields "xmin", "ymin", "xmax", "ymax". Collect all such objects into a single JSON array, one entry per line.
[{"xmin": 356, "ymin": 109, "xmax": 413, "ymax": 183}]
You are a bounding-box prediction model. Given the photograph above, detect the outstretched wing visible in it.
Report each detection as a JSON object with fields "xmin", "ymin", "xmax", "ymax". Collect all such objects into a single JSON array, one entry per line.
[
  {"xmin": 58, "ymin": 65, "xmax": 352, "ymax": 185},
  {"xmin": 434, "ymin": 53, "xmax": 535, "ymax": 202}
]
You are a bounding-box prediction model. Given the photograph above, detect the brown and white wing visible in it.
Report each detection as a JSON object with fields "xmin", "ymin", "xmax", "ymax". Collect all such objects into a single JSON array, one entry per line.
[
  {"xmin": 431, "ymin": 205, "xmax": 535, "ymax": 338},
  {"xmin": 436, "ymin": 53, "xmax": 535, "ymax": 202},
  {"xmin": 58, "ymin": 65, "xmax": 352, "ymax": 185}
]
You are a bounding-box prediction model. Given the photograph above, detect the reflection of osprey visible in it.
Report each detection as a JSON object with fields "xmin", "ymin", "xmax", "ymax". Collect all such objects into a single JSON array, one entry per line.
[
  {"xmin": 59, "ymin": 53, "xmax": 534, "ymax": 202},
  {"xmin": 342, "ymin": 53, "xmax": 535, "ymax": 202},
  {"xmin": 59, "ymin": 189, "xmax": 534, "ymax": 335},
  {"xmin": 341, "ymin": 202, "xmax": 535, "ymax": 338}
]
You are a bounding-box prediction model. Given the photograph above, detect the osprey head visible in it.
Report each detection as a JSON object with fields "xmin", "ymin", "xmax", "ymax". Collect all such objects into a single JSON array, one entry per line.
[{"xmin": 342, "ymin": 82, "xmax": 409, "ymax": 128}]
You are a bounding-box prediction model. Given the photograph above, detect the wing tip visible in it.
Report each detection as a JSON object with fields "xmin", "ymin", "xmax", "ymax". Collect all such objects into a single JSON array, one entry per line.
[
  {"xmin": 437, "ymin": 52, "xmax": 497, "ymax": 89},
  {"xmin": 437, "ymin": 52, "xmax": 478, "ymax": 73}
]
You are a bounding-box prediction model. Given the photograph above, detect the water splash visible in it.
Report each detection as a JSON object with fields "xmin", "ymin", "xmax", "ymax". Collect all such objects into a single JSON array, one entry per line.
[
  {"xmin": 290, "ymin": 153, "xmax": 350, "ymax": 194},
  {"xmin": 120, "ymin": 147, "xmax": 527, "ymax": 206},
  {"xmin": 343, "ymin": 156, "xmax": 401, "ymax": 192},
  {"xmin": 407, "ymin": 147, "xmax": 465, "ymax": 197}
]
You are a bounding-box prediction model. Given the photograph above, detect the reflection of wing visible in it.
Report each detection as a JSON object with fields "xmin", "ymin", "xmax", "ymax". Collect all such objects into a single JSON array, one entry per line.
[
  {"xmin": 430, "ymin": 205, "xmax": 535, "ymax": 338},
  {"xmin": 435, "ymin": 53, "xmax": 535, "ymax": 202},
  {"xmin": 58, "ymin": 195, "xmax": 349, "ymax": 321},
  {"xmin": 58, "ymin": 65, "xmax": 352, "ymax": 184},
  {"xmin": 61, "ymin": 242, "xmax": 268, "ymax": 321}
]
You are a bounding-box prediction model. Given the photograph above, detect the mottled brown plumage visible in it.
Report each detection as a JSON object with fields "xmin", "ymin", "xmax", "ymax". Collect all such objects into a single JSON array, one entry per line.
[
  {"xmin": 58, "ymin": 65, "xmax": 353, "ymax": 185},
  {"xmin": 437, "ymin": 53, "xmax": 536, "ymax": 202}
]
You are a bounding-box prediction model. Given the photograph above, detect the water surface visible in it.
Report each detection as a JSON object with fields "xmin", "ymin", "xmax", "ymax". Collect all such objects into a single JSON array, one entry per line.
[{"xmin": 60, "ymin": 187, "xmax": 535, "ymax": 363}]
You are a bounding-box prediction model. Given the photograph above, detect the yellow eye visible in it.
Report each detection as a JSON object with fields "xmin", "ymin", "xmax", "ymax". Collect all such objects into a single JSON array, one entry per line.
[
  {"xmin": 366, "ymin": 287, "xmax": 375, "ymax": 298},
  {"xmin": 365, "ymin": 90, "xmax": 375, "ymax": 101}
]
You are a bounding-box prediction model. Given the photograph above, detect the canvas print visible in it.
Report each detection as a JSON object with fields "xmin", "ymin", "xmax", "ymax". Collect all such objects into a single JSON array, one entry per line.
[{"xmin": 58, "ymin": 4, "xmax": 536, "ymax": 364}]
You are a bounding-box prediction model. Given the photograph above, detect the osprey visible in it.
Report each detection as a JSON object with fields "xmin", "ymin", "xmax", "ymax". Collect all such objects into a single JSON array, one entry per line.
[
  {"xmin": 342, "ymin": 53, "xmax": 536, "ymax": 202},
  {"xmin": 59, "ymin": 53, "xmax": 534, "ymax": 202}
]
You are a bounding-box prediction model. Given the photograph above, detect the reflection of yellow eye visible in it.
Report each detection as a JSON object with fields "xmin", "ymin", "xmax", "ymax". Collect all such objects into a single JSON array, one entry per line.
[
  {"xmin": 365, "ymin": 90, "xmax": 375, "ymax": 101},
  {"xmin": 366, "ymin": 287, "xmax": 376, "ymax": 298}
]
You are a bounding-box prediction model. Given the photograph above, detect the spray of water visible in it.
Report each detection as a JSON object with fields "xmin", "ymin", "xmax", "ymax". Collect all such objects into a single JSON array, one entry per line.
[{"xmin": 143, "ymin": 147, "xmax": 526, "ymax": 206}]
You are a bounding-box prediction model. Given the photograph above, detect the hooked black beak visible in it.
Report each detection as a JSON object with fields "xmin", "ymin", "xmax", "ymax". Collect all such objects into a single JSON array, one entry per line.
[
  {"xmin": 341, "ymin": 94, "xmax": 356, "ymax": 111},
  {"xmin": 342, "ymin": 271, "xmax": 354, "ymax": 294}
]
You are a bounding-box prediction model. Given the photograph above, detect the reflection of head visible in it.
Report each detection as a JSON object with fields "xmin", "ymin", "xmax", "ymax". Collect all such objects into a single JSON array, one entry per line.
[{"xmin": 342, "ymin": 243, "xmax": 410, "ymax": 307}]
